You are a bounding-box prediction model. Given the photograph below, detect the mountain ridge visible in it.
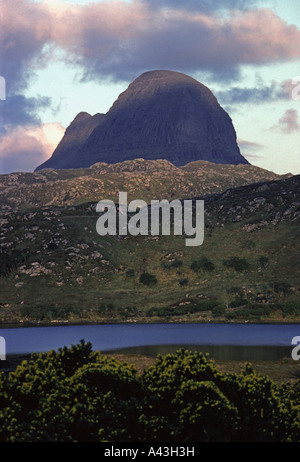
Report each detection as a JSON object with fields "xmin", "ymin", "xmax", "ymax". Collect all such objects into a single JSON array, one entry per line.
[{"xmin": 1, "ymin": 159, "xmax": 288, "ymax": 212}]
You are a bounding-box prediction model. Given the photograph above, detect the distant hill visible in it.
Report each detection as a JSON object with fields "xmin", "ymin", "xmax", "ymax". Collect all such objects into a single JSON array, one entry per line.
[
  {"xmin": 35, "ymin": 70, "xmax": 248, "ymax": 170},
  {"xmin": 0, "ymin": 159, "xmax": 287, "ymax": 212}
]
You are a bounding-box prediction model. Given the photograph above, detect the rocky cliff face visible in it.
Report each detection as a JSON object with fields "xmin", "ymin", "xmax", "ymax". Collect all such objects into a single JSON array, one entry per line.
[
  {"xmin": 37, "ymin": 112, "xmax": 105, "ymax": 170},
  {"xmin": 36, "ymin": 70, "xmax": 248, "ymax": 170}
]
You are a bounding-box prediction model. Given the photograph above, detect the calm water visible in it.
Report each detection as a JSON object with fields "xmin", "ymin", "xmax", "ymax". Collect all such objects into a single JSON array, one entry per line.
[{"xmin": 1, "ymin": 323, "xmax": 300, "ymax": 360}]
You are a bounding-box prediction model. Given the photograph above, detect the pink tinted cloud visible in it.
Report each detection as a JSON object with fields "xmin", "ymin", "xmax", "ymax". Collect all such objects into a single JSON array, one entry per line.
[
  {"xmin": 273, "ymin": 109, "xmax": 300, "ymax": 134},
  {"xmin": 48, "ymin": 4, "xmax": 300, "ymax": 79},
  {"xmin": 0, "ymin": 123, "xmax": 64, "ymax": 173},
  {"xmin": 0, "ymin": 0, "xmax": 52, "ymax": 91},
  {"xmin": 2, "ymin": 0, "xmax": 300, "ymax": 86}
]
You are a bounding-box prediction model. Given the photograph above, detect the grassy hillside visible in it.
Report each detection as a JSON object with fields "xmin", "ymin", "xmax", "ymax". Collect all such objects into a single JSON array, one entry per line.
[{"xmin": 0, "ymin": 173, "xmax": 299, "ymax": 324}]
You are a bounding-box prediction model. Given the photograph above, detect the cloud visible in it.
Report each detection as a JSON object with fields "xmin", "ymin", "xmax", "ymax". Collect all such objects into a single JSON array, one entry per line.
[
  {"xmin": 0, "ymin": 95, "xmax": 52, "ymax": 131},
  {"xmin": 49, "ymin": 5, "xmax": 300, "ymax": 82},
  {"xmin": 238, "ymin": 139, "xmax": 265, "ymax": 151},
  {"xmin": 272, "ymin": 109, "xmax": 300, "ymax": 134},
  {"xmin": 1, "ymin": 0, "xmax": 300, "ymax": 173},
  {"xmin": 142, "ymin": 0, "xmax": 259, "ymax": 13},
  {"xmin": 237, "ymin": 139, "xmax": 265, "ymax": 161},
  {"xmin": 0, "ymin": 123, "xmax": 64, "ymax": 174},
  {"xmin": 0, "ymin": 0, "xmax": 52, "ymax": 93},
  {"xmin": 2, "ymin": 0, "xmax": 299, "ymax": 85},
  {"xmin": 216, "ymin": 78, "xmax": 297, "ymax": 105}
]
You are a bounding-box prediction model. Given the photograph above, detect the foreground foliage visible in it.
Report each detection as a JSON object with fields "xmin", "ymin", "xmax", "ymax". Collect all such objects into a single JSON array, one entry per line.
[{"xmin": 0, "ymin": 341, "xmax": 300, "ymax": 442}]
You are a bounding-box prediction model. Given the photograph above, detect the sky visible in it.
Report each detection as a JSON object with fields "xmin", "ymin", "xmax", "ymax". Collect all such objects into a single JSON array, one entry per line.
[{"xmin": 0, "ymin": 0, "xmax": 299, "ymax": 175}]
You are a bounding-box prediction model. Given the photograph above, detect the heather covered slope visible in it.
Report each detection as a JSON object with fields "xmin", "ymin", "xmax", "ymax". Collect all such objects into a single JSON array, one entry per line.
[
  {"xmin": 35, "ymin": 70, "xmax": 248, "ymax": 170},
  {"xmin": 0, "ymin": 173, "xmax": 299, "ymax": 324}
]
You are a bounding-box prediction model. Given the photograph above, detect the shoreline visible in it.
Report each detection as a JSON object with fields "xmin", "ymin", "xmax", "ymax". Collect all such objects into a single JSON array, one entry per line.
[{"xmin": 1, "ymin": 316, "xmax": 300, "ymax": 329}]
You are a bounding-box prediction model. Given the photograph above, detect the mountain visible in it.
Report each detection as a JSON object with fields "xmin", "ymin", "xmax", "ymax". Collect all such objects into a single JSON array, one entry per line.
[
  {"xmin": 0, "ymin": 159, "xmax": 286, "ymax": 212},
  {"xmin": 38, "ymin": 112, "xmax": 105, "ymax": 170},
  {"xmin": 0, "ymin": 172, "xmax": 299, "ymax": 324},
  {"xmin": 35, "ymin": 70, "xmax": 248, "ymax": 170}
]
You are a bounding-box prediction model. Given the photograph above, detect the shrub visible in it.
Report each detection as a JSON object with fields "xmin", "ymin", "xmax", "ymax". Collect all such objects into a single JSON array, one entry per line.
[
  {"xmin": 223, "ymin": 257, "xmax": 250, "ymax": 272},
  {"xmin": 170, "ymin": 259, "xmax": 183, "ymax": 268},
  {"xmin": 191, "ymin": 257, "xmax": 215, "ymax": 273},
  {"xmin": 139, "ymin": 272, "xmax": 158, "ymax": 286},
  {"xmin": 281, "ymin": 300, "xmax": 300, "ymax": 317},
  {"xmin": 179, "ymin": 278, "xmax": 188, "ymax": 287},
  {"xmin": 0, "ymin": 249, "xmax": 29, "ymax": 276},
  {"xmin": 125, "ymin": 269, "xmax": 135, "ymax": 277},
  {"xmin": 229, "ymin": 298, "xmax": 248, "ymax": 308},
  {"xmin": 1, "ymin": 343, "xmax": 300, "ymax": 442},
  {"xmin": 146, "ymin": 300, "xmax": 220, "ymax": 318},
  {"xmin": 271, "ymin": 281, "xmax": 292, "ymax": 297},
  {"xmin": 212, "ymin": 305, "xmax": 226, "ymax": 317}
]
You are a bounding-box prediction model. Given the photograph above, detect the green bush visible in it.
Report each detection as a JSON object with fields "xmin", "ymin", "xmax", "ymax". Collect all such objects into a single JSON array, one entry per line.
[
  {"xmin": 1, "ymin": 343, "xmax": 299, "ymax": 442},
  {"xmin": 223, "ymin": 257, "xmax": 250, "ymax": 272},
  {"xmin": 228, "ymin": 303, "xmax": 276, "ymax": 320},
  {"xmin": 212, "ymin": 305, "xmax": 226, "ymax": 317},
  {"xmin": 139, "ymin": 272, "xmax": 158, "ymax": 286},
  {"xmin": 0, "ymin": 249, "xmax": 29, "ymax": 276},
  {"xmin": 179, "ymin": 278, "xmax": 188, "ymax": 286},
  {"xmin": 271, "ymin": 281, "xmax": 292, "ymax": 297},
  {"xmin": 191, "ymin": 257, "xmax": 215, "ymax": 273},
  {"xmin": 170, "ymin": 259, "xmax": 183, "ymax": 268},
  {"xmin": 258, "ymin": 256, "xmax": 269, "ymax": 268},
  {"xmin": 229, "ymin": 298, "xmax": 248, "ymax": 308},
  {"xmin": 146, "ymin": 300, "xmax": 221, "ymax": 318},
  {"xmin": 281, "ymin": 300, "xmax": 300, "ymax": 317}
]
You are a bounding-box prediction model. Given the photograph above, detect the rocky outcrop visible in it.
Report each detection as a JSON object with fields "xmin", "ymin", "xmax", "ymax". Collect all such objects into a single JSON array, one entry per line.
[
  {"xmin": 1, "ymin": 159, "xmax": 285, "ymax": 212},
  {"xmin": 36, "ymin": 70, "xmax": 248, "ymax": 170}
]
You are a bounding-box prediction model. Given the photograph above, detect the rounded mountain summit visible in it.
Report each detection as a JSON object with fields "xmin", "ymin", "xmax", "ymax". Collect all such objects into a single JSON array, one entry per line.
[{"xmin": 36, "ymin": 70, "xmax": 249, "ymax": 171}]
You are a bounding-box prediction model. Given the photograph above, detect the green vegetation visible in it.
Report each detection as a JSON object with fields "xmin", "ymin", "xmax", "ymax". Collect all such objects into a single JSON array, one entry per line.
[
  {"xmin": 223, "ymin": 256, "xmax": 250, "ymax": 272},
  {"xmin": 139, "ymin": 272, "xmax": 158, "ymax": 286},
  {"xmin": 0, "ymin": 173, "xmax": 299, "ymax": 324},
  {"xmin": 0, "ymin": 249, "xmax": 30, "ymax": 277},
  {"xmin": 258, "ymin": 256, "xmax": 269, "ymax": 268},
  {"xmin": 191, "ymin": 257, "xmax": 215, "ymax": 272},
  {"xmin": 146, "ymin": 300, "xmax": 221, "ymax": 318},
  {"xmin": 1, "ymin": 341, "xmax": 300, "ymax": 442}
]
